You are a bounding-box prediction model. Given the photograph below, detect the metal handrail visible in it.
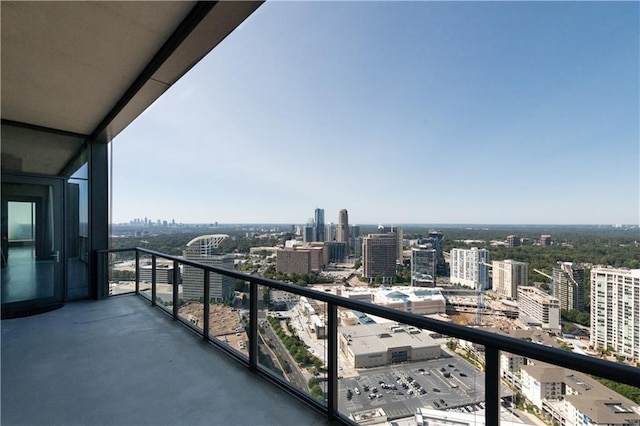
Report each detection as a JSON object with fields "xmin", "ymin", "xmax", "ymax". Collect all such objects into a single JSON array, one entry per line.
[{"xmin": 99, "ymin": 247, "xmax": 640, "ymax": 423}]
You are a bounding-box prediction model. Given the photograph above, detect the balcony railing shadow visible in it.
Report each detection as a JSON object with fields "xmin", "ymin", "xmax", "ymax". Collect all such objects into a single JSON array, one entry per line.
[{"xmin": 99, "ymin": 247, "xmax": 640, "ymax": 425}]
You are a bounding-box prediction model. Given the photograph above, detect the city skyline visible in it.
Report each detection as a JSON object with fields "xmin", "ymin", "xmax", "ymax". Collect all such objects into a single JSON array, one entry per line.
[{"xmin": 111, "ymin": 2, "xmax": 639, "ymax": 225}]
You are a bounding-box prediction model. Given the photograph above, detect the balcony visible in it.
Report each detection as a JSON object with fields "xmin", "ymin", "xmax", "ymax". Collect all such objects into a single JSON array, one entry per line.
[
  {"xmin": 7, "ymin": 247, "xmax": 636, "ymax": 425},
  {"xmin": 1, "ymin": 293, "xmax": 328, "ymax": 426}
]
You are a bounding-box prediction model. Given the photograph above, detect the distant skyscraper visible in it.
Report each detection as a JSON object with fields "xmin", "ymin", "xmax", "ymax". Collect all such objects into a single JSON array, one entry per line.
[
  {"xmin": 493, "ymin": 259, "xmax": 528, "ymax": 299},
  {"xmin": 327, "ymin": 242, "xmax": 347, "ymax": 263},
  {"xmin": 450, "ymin": 248, "xmax": 490, "ymax": 290},
  {"xmin": 411, "ymin": 246, "xmax": 436, "ymax": 287},
  {"xmin": 182, "ymin": 235, "xmax": 234, "ymax": 302},
  {"xmin": 336, "ymin": 209, "xmax": 349, "ymax": 244},
  {"xmin": 349, "ymin": 224, "xmax": 360, "ymax": 258},
  {"xmin": 540, "ymin": 235, "xmax": 552, "ymax": 246},
  {"xmin": 363, "ymin": 232, "xmax": 397, "ymax": 283},
  {"xmin": 426, "ymin": 231, "xmax": 445, "ymax": 276},
  {"xmin": 591, "ymin": 268, "xmax": 640, "ymax": 361},
  {"xmin": 314, "ymin": 208, "xmax": 325, "ymax": 242},
  {"xmin": 325, "ymin": 222, "xmax": 336, "ymax": 242},
  {"xmin": 552, "ymin": 262, "xmax": 585, "ymax": 311},
  {"xmin": 302, "ymin": 225, "xmax": 314, "ymax": 243}
]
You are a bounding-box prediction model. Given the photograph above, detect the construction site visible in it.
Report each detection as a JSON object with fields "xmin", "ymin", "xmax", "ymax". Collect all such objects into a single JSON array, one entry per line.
[{"xmin": 179, "ymin": 303, "xmax": 248, "ymax": 356}]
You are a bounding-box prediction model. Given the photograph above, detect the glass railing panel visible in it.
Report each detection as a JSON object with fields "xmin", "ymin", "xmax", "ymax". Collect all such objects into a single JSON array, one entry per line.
[
  {"xmin": 257, "ymin": 285, "xmax": 327, "ymax": 403},
  {"xmin": 108, "ymin": 251, "xmax": 137, "ymax": 296},
  {"xmin": 177, "ymin": 261, "xmax": 205, "ymax": 334},
  {"xmin": 337, "ymin": 317, "xmax": 493, "ymax": 425},
  {"xmin": 154, "ymin": 261, "xmax": 174, "ymax": 314},
  {"xmin": 137, "ymin": 253, "xmax": 153, "ymax": 299},
  {"xmin": 204, "ymin": 271, "xmax": 245, "ymax": 358}
]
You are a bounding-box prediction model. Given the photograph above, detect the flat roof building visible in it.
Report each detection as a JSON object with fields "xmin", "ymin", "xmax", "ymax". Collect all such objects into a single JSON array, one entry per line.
[
  {"xmin": 521, "ymin": 363, "xmax": 640, "ymax": 426},
  {"xmin": 276, "ymin": 244, "xmax": 327, "ymax": 274},
  {"xmin": 517, "ymin": 286, "xmax": 560, "ymax": 333},
  {"xmin": 373, "ymin": 287, "xmax": 446, "ymax": 315},
  {"xmin": 339, "ymin": 323, "xmax": 441, "ymax": 368}
]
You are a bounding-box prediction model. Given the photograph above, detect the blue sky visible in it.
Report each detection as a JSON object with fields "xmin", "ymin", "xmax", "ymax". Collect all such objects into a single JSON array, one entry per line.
[{"xmin": 112, "ymin": 1, "xmax": 639, "ymax": 225}]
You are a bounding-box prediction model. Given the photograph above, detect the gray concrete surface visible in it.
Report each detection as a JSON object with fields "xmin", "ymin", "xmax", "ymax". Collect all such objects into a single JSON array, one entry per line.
[{"xmin": 1, "ymin": 295, "xmax": 329, "ymax": 426}]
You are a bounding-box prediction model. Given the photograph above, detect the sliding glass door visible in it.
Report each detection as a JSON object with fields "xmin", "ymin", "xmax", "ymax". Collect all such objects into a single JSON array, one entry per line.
[{"xmin": 2, "ymin": 175, "xmax": 64, "ymax": 317}]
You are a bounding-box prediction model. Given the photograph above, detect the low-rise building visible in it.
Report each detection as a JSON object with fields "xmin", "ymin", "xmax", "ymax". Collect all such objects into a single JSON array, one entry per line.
[
  {"xmin": 373, "ymin": 287, "xmax": 446, "ymax": 315},
  {"xmin": 338, "ymin": 323, "xmax": 440, "ymax": 368},
  {"xmin": 521, "ymin": 363, "xmax": 640, "ymax": 426},
  {"xmin": 138, "ymin": 264, "xmax": 174, "ymax": 285}
]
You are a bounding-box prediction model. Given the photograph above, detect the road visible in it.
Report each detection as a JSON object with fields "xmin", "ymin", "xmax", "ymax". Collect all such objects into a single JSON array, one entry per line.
[{"xmin": 261, "ymin": 322, "xmax": 309, "ymax": 392}]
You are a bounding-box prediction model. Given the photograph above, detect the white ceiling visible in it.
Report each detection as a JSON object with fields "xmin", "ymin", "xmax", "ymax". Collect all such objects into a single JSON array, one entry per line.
[{"xmin": 1, "ymin": 1, "xmax": 263, "ymax": 175}]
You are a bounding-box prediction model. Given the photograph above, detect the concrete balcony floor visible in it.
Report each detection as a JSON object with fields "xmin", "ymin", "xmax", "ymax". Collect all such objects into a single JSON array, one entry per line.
[{"xmin": 2, "ymin": 294, "xmax": 329, "ymax": 426}]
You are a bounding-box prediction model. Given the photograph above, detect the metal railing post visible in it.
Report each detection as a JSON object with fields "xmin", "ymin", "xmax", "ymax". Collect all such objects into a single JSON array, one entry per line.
[
  {"xmin": 151, "ymin": 255, "xmax": 157, "ymax": 306},
  {"xmin": 135, "ymin": 250, "xmax": 140, "ymax": 295},
  {"xmin": 485, "ymin": 345, "xmax": 500, "ymax": 425},
  {"xmin": 249, "ymin": 281, "xmax": 258, "ymax": 369},
  {"xmin": 172, "ymin": 260, "xmax": 179, "ymax": 320},
  {"xmin": 98, "ymin": 251, "xmax": 106, "ymax": 296},
  {"xmin": 326, "ymin": 302, "xmax": 338, "ymax": 420},
  {"xmin": 203, "ymin": 270, "xmax": 210, "ymax": 342}
]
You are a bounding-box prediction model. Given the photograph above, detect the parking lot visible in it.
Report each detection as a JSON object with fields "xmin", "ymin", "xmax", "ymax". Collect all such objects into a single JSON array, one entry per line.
[{"xmin": 338, "ymin": 353, "xmax": 510, "ymax": 420}]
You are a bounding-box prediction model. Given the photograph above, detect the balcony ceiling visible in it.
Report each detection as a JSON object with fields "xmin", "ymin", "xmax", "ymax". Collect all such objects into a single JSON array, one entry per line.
[{"xmin": 1, "ymin": 1, "xmax": 262, "ymax": 174}]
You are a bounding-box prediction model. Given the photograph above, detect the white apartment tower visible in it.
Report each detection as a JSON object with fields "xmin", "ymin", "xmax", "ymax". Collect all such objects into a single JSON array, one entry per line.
[
  {"xmin": 493, "ymin": 259, "xmax": 528, "ymax": 299},
  {"xmin": 517, "ymin": 286, "xmax": 560, "ymax": 332},
  {"xmin": 450, "ymin": 248, "xmax": 490, "ymax": 290},
  {"xmin": 591, "ymin": 268, "xmax": 640, "ymax": 362}
]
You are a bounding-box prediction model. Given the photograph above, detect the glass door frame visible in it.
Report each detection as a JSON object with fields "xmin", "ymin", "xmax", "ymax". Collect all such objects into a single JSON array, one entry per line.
[{"xmin": 1, "ymin": 173, "xmax": 65, "ymax": 315}]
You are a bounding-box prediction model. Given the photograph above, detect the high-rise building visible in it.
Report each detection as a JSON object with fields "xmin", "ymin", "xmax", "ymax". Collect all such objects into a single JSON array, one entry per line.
[
  {"xmin": 182, "ymin": 235, "xmax": 234, "ymax": 302},
  {"xmin": 327, "ymin": 242, "xmax": 347, "ymax": 263},
  {"xmin": 336, "ymin": 209, "xmax": 349, "ymax": 244},
  {"xmin": 411, "ymin": 246, "xmax": 436, "ymax": 287},
  {"xmin": 540, "ymin": 235, "xmax": 552, "ymax": 246},
  {"xmin": 314, "ymin": 208, "xmax": 325, "ymax": 242},
  {"xmin": 302, "ymin": 225, "xmax": 314, "ymax": 243},
  {"xmin": 349, "ymin": 224, "xmax": 360, "ymax": 257},
  {"xmin": 506, "ymin": 235, "xmax": 521, "ymax": 247},
  {"xmin": 552, "ymin": 262, "xmax": 585, "ymax": 311},
  {"xmin": 591, "ymin": 268, "xmax": 640, "ymax": 361},
  {"xmin": 276, "ymin": 245, "xmax": 327, "ymax": 274},
  {"xmin": 363, "ymin": 233, "xmax": 398, "ymax": 283},
  {"xmin": 450, "ymin": 248, "xmax": 490, "ymax": 290},
  {"xmin": 517, "ymin": 286, "xmax": 560, "ymax": 332},
  {"xmin": 493, "ymin": 259, "xmax": 528, "ymax": 300},
  {"xmin": 325, "ymin": 222, "xmax": 336, "ymax": 242},
  {"xmin": 426, "ymin": 231, "xmax": 445, "ymax": 276}
]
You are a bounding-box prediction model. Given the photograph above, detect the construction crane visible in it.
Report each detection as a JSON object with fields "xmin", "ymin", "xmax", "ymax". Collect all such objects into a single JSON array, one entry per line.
[
  {"xmin": 533, "ymin": 269, "xmax": 552, "ymax": 280},
  {"xmin": 533, "ymin": 269, "xmax": 554, "ymax": 294},
  {"xmin": 477, "ymin": 262, "xmax": 493, "ymax": 325}
]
